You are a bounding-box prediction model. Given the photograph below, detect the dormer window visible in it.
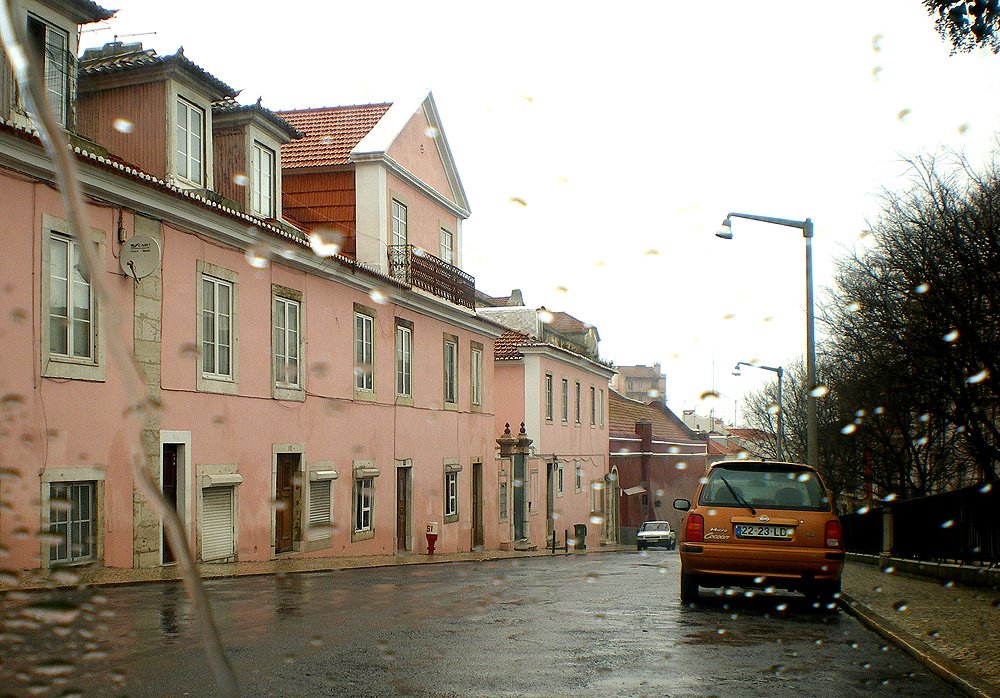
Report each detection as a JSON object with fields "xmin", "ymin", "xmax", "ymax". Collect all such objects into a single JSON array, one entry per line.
[
  {"xmin": 26, "ymin": 14, "xmax": 70, "ymax": 127},
  {"xmin": 176, "ymin": 98, "xmax": 205, "ymax": 186},
  {"xmin": 251, "ymin": 142, "xmax": 275, "ymax": 218}
]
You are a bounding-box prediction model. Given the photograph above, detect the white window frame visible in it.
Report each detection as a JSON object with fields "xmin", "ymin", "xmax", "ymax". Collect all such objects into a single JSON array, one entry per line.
[
  {"xmin": 557, "ymin": 462, "xmax": 564, "ymax": 496},
  {"xmin": 251, "ymin": 141, "xmax": 275, "ymax": 218},
  {"xmin": 176, "ymin": 97, "xmax": 205, "ymax": 186},
  {"xmin": 470, "ymin": 344, "xmax": 483, "ymax": 407},
  {"xmin": 355, "ymin": 311, "xmax": 375, "ymax": 393},
  {"xmin": 391, "ymin": 199, "xmax": 407, "ymax": 247},
  {"xmin": 545, "ymin": 373, "xmax": 554, "ymax": 421},
  {"xmin": 196, "ymin": 262, "xmax": 238, "ymax": 394},
  {"xmin": 273, "ymin": 291, "xmax": 303, "ymax": 399},
  {"xmin": 443, "ymin": 335, "xmax": 458, "ymax": 405},
  {"xmin": 575, "ymin": 382, "xmax": 582, "ymax": 424},
  {"xmin": 396, "ymin": 323, "xmax": 412, "ymax": 398},
  {"xmin": 575, "ymin": 461, "xmax": 583, "ymax": 493},
  {"xmin": 590, "ymin": 386, "xmax": 596, "ymax": 426},
  {"xmin": 561, "ymin": 378, "xmax": 569, "ymax": 423},
  {"xmin": 445, "ymin": 471, "xmax": 458, "ymax": 517},
  {"xmin": 354, "ymin": 477, "xmax": 374, "ymax": 533},
  {"xmin": 202, "ymin": 276, "xmax": 233, "ymax": 380},
  {"xmin": 47, "ymin": 480, "xmax": 96, "ymax": 564},
  {"xmin": 440, "ymin": 227, "xmax": 454, "ymax": 264},
  {"xmin": 47, "ymin": 233, "xmax": 94, "ymax": 362},
  {"xmin": 41, "ymin": 216, "xmax": 106, "ymax": 381},
  {"xmin": 27, "ymin": 14, "xmax": 69, "ymax": 127},
  {"xmin": 600, "ymin": 389, "xmax": 605, "ymax": 427},
  {"xmin": 40, "ymin": 466, "xmax": 105, "ymax": 569}
]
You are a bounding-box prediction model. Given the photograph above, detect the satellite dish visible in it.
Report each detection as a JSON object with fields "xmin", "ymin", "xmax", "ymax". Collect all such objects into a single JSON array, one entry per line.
[{"xmin": 119, "ymin": 235, "xmax": 161, "ymax": 282}]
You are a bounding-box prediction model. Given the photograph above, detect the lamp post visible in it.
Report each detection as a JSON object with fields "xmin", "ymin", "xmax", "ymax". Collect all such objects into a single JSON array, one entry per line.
[
  {"xmin": 733, "ymin": 361, "xmax": 784, "ymax": 461},
  {"xmin": 717, "ymin": 212, "xmax": 817, "ymax": 469}
]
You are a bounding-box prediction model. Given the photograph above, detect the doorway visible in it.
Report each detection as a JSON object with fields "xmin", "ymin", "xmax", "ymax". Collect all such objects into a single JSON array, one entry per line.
[
  {"xmin": 513, "ymin": 455, "xmax": 526, "ymax": 541},
  {"xmin": 161, "ymin": 444, "xmax": 179, "ymax": 564},
  {"xmin": 396, "ymin": 465, "xmax": 411, "ymax": 551},
  {"xmin": 546, "ymin": 462, "xmax": 555, "ymax": 541},
  {"xmin": 472, "ymin": 462, "xmax": 484, "ymax": 550},
  {"xmin": 275, "ymin": 453, "xmax": 299, "ymax": 554}
]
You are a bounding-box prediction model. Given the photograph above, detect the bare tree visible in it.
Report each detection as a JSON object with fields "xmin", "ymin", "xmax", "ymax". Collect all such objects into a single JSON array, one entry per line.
[{"xmin": 924, "ymin": 0, "xmax": 1000, "ymax": 53}]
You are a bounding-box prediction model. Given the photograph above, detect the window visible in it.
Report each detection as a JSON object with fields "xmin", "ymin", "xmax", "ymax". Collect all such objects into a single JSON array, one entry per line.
[
  {"xmin": 176, "ymin": 98, "xmax": 205, "ymax": 186},
  {"xmin": 575, "ymin": 461, "xmax": 583, "ymax": 493},
  {"xmin": 590, "ymin": 386, "xmax": 596, "ymax": 426},
  {"xmin": 391, "ymin": 199, "xmax": 407, "ymax": 247},
  {"xmin": 443, "ymin": 335, "xmax": 458, "ymax": 404},
  {"xmin": 355, "ymin": 311, "xmax": 374, "ymax": 392},
  {"xmin": 396, "ymin": 323, "xmax": 412, "ymax": 397},
  {"xmin": 48, "ymin": 233, "xmax": 93, "ymax": 361},
  {"xmin": 48, "ymin": 481, "xmax": 96, "ymax": 564},
  {"xmin": 545, "ymin": 373, "xmax": 554, "ymax": 421},
  {"xmin": 251, "ymin": 142, "xmax": 275, "ymax": 218},
  {"xmin": 354, "ymin": 477, "xmax": 374, "ymax": 532},
  {"xmin": 561, "ymin": 379, "xmax": 569, "ymax": 423},
  {"xmin": 273, "ymin": 296, "xmax": 300, "ymax": 389},
  {"xmin": 557, "ymin": 463, "xmax": 564, "ymax": 496},
  {"xmin": 470, "ymin": 343, "xmax": 483, "ymax": 406},
  {"xmin": 575, "ymin": 382, "xmax": 581, "ymax": 423},
  {"xmin": 599, "ymin": 389, "xmax": 605, "ymax": 427},
  {"xmin": 445, "ymin": 471, "xmax": 458, "ymax": 517},
  {"xmin": 202, "ymin": 275, "xmax": 233, "ymax": 380},
  {"xmin": 440, "ymin": 228, "xmax": 454, "ymax": 264},
  {"xmin": 27, "ymin": 15, "xmax": 69, "ymax": 127},
  {"xmin": 498, "ymin": 480, "xmax": 508, "ymax": 520},
  {"xmin": 308, "ymin": 480, "xmax": 332, "ymax": 540}
]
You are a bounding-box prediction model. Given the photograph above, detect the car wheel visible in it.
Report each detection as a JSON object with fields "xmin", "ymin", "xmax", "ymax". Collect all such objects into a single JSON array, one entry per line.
[
  {"xmin": 637, "ymin": 543, "xmax": 645, "ymax": 551},
  {"xmin": 670, "ymin": 541, "xmax": 676, "ymax": 550},
  {"xmin": 680, "ymin": 571, "xmax": 698, "ymax": 603}
]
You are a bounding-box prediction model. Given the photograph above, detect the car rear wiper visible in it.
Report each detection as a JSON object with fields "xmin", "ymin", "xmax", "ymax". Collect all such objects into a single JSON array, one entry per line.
[{"xmin": 720, "ymin": 476, "xmax": 756, "ymax": 515}]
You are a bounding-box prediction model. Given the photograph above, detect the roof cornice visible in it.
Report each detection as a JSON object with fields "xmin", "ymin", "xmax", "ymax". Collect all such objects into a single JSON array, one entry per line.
[{"xmin": 351, "ymin": 151, "xmax": 470, "ymax": 219}]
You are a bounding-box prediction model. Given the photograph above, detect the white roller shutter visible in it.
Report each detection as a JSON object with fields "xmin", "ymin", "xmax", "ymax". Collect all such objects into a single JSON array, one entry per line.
[{"xmin": 201, "ymin": 486, "xmax": 234, "ymax": 561}]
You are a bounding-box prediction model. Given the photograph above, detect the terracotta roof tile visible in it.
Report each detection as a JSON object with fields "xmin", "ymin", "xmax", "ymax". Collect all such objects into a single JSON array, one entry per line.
[
  {"xmin": 546, "ymin": 311, "xmax": 591, "ymax": 336},
  {"xmin": 494, "ymin": 330, "xmax": 532, "ymax": 360},
  {"xmin": 277, "ymin": 104, "xmax": 392, "ymax": 169},
  {"xmin": 213, "ymin": 97, "xmax": 303, "ymax": 140},
  {"xmin": 79, "ymin": 45, "xmax": 236, "ymax": 98},
  {"xmin": 608, "ymin": 389, "xmax": 700, "ymax": 443}
]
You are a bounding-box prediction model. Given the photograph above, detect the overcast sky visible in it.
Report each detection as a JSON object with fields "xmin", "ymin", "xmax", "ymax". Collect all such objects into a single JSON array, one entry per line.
[{"xmin": 79, "ymin": 1, "xmax": 1000, "ymax": 424}]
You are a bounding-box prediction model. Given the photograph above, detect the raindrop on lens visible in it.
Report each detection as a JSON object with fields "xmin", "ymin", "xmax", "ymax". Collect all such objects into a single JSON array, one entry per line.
[
  {"xmin": 943, "ymin": 329, "xmax": 960, "ymax": 342},
  {"xmin": 245, "ymin": 244, "xmax": 271, "ymax": 269},
  {"xmin": 537, "ymin": 309, "xmax": 553, "ymax": 324},
  {"xmin": 809, "ymin": 384, "xmax": 830, "ymax": 398},
  {"xmin": 309, "ymin": 228, "xmax": 344, "ymax": 257},
  {"xmin": 589, "ymin": 515, "xmax": 603, "ymax": 525},
  {"xmin": 508, "ymin": 196, "xmax": 528, "ymax": 207},
  {"xmin": 699, "ymin": 390, "xmax": 720, "ymax": 401},
  {"xmin": 112, "ymin": 118, "xmax": 133, "ymax": 133},
  {"xmin": 675, "ymin": 461, "xmax": 687, "ymax": 470},
  {"xmin": 856, "ymin": 505, "xmax": 870, "ymax": 515},
  {"xmin": 941, "ymin": 519, "xmax": 955, "ymax": 528},
  {"xmin": 369, "ymin": 289, "xmax": 388, "ymax": 305},
  {"xmin": 424, "ymin": 126, "xmax": 439, "ymax": 138},
  {"xmin": 883, "ymin": 493, "xmax": 898, "ymax": 503},
  {"xmin": 967, "ymin": 370, "xmax": 989, "ymax": 384},
  {"xmin": 914, "ymin": 283, "xmax": 929, "ymax": 294},
  {"xmin": 841, "ymin": 424, "xmax": 857, "ymax": 435},
  {"xmin": 893, "ymin": 600, "xmax": 908, "ymax": 612},
  {"xmin": 233, "ymin": 173, "xmax": 249, "ymax": 187},
  {"xmin": 766, "ymin": 403, "xmax": 780, "ymax": 415}
]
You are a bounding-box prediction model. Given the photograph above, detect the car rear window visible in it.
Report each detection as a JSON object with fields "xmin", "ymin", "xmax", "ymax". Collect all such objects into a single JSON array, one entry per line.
[
  {"xmin": 641, "ymin": 523, "xmax": 670, "ymax": 531},
  {"xmin": 698, "ymin": 463, "xmax": 830, "ymax": 511}
]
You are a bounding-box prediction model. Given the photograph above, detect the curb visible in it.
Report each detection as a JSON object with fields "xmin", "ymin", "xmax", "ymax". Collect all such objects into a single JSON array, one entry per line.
[{"xmin": 840, "ymin": 592, "xmax": 1000, "ymax": 698}]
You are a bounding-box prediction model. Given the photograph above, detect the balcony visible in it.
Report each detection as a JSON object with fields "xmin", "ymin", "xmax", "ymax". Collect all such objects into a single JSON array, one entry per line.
[{"xmin": 388, "ymin": 245, "xmax": 476, "ymax": 309}]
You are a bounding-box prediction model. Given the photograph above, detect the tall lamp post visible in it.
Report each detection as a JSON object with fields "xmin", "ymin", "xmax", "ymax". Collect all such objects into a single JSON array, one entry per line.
[
  {"xmin": 717, "ymin": 212, "xmax": 817, "ymax": 469},
  {"xmin": 733, "ymin": 361, "xmax": 784, "ymax": 461}
]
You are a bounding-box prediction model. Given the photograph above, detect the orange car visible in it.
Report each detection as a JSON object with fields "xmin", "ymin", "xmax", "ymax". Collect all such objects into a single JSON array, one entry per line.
[{"xmin": 673, "ymin": 460, "xmax": 844, "ymax": 606}]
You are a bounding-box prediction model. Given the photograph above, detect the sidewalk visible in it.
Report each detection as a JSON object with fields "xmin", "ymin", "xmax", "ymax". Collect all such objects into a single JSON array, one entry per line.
[{"xmin": 841, "ymin": 557, "xmax": 1000, "ymax": 698}]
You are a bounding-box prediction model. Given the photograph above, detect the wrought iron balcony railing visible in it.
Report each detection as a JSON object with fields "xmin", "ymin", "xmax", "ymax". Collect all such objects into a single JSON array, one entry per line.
[{"xmin": 388, "ymin": 244, "xmax": 476, "ymax": 309}]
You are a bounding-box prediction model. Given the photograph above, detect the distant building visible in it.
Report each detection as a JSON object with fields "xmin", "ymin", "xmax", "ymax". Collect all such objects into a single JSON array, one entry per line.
[{"xmin": 612, "ymin": 363, "xmax": 666, "ymax": 404}]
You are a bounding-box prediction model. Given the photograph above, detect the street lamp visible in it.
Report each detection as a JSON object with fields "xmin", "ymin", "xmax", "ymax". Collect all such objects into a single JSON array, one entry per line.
[
  {"xmin": 717, "ymin": 212, "xmax": 817, "ymax": 469},
  {"xmin": 733, "ymin": 361, "xmax": 784, "ymax": 461}
]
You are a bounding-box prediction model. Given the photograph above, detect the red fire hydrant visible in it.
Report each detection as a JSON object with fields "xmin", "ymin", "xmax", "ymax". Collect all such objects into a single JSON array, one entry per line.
[{"xmin": 425, "ymin": 521, "xmax": 439, "ymax": 555}]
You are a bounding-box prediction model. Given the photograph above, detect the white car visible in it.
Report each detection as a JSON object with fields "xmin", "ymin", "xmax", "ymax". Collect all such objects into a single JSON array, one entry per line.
[{"xmin": 636, "ymin": 521, "xmax": 677, "ymax": 550}]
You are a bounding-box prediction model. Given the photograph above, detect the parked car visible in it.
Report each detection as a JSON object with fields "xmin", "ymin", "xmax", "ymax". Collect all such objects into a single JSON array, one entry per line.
[
  {"xmin": 636, "ymin": 520, "xmax": 677, "ymax": 550},
  {"xmin": 673, "ymin": 460, "xmax": 844, "ymax": 607}
]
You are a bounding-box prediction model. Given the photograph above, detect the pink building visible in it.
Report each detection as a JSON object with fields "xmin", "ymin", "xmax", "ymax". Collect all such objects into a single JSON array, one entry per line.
[
  {"xmin": 480, "ymin": 303, "xmax": 616, "ymax": 550},
  {"xmin": 0, "ymin": 4, "xmax": 504, "ymax": 572}
]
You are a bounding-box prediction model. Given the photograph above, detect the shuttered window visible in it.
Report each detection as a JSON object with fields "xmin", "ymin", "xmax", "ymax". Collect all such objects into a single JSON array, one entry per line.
[
  {"xmin": 201, "ymin": 486, "xmax": 234, "ymax": 561},
  {"xmin": 308, "ymin": 480, "xmax": 332, "ymax": 536}
]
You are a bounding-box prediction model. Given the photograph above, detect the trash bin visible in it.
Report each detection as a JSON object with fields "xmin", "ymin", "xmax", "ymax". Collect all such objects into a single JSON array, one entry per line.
[{"xmin": 574, "ymin": 524, "xmax": 588, "ymax": 550}]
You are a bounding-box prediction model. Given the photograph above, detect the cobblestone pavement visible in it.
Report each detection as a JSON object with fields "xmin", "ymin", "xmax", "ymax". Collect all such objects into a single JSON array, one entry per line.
[{"xmin": 842, "ymin": 559, "xmax": 1000, "ymax": 697}]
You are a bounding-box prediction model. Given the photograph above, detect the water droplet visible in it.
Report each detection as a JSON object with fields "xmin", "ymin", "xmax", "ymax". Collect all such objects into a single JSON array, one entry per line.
[
  {"xmin": 308, "ymin": 228, "xmax": 344, "ymax": 257},
  {"xmin": 699, "ymin": 390, "xmax": 720, "ymax": 401},
  {"xmin": 841, "ymin": 424, "xmax": 857, "ymax": 435},
  {"xmin": 590, "ymin": 481, "xmax": 603, "ymax": 491},
  {"xmin": 646, "ymin": 389, "xmax": 660, "ymax": 399},
  {"xmin": 927, "ymin": 629, "xmax": 940, "ymax": 638},
  {"xmin": 245, "ymin": 244, "xmax": 271, "ymax": 269},
  {"xmin": 892, "ymin": 600, "xmax": 908, "ymax": 612},
  {"xmin": 845, "ymin": 301, "xmax": 862, "ymax": 313},
  {"xmin": 775, "ymin": 603, "xmax": 788, "ymax": 612},
  {"xmin": 112, "ymin": 118, "xmax": 133, "ymax": 133},
  {"xmin": 882, "ymin": 566, "xmax": 896, "ymax": 574},
  {"xmin": 584, "ymin": 572, "xmax": 600, "ymax": 583},
  {"xmin": 809, "ymin": 384, "xmax": 830, "ymax": 398},
  {"xmin": 753, "ymin": 576, "xmax": 765, "ymax": 584},
  {"xmin": 589, "ymin": 515, "xmax": 604, "ymax": 525},
  {"xmin": 883, "ymin": 493, "xmax": 898, "ymax": 503},
  {"xmin": 967, "ymin": 369, "xmax": 989, "ymax": 384},
  {"xmin": 179, "ymin": 343, "xmax": 199, "ymax": 359},
  {"xmin": 914, "ymin": 283, "xmax": 930, "ymax": 294},
  {"xmin": 554, "ymin": 285, "xmax": 568, "ymax": 294},
  {"xmin": 424, "ymin": 126, "xmax": 439, "ymax": 138},
  {"xmin": 940, "ymin": 519, "xmax": 955, "ymax": 529},
  {"xmin": 233, "ymin": 173, "xmax": 249, "ymax": 187},
  {"xmin": 872, "ymin": 34, "xmax": 883, "ymax": 51},
  {"xmin": 674, "ymin": 461, "xmax": 687, "ymax": 471},
  {"xmin": 766, "ymin": 402, "xmax": 780, "ymax": 415},
  {"xmin": 508, "ymin": 197, "xmax": 528, "ymax": 207},
  {"xmin": 721, "ymin": 313, "xmax": 736, "ymax": 320},
  {"xmin": 980, "ymin": 483, "xmax": 993, "ymax": 494},
  {"xmin": 369, "ymin": 289, "xmax": 389, "ymax": 305},
  {"xmin": 667, "ymin": 446, "xmax": 680, "ymax": 454},
  {"xmin": 856, "ymin": 505, "xmax": 870, "ymax": 515},
  {"xmin": 897, "ymin": 108, "xmax": 912, "ymax": 122},
  {"xmin": 716, "ymin": 627, "xmax": 728, "ymax": 635},
  {"xmin": 537, "ymin": 309, "xmax": 553, "ymax": 324}
]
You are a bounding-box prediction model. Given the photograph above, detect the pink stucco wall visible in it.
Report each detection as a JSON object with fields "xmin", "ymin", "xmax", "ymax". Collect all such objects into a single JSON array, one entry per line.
[
  {"xmin": 386, "ymin": 108, "xmax": 455, "ymax": 205},
  {"xmin": 386, "ymin": 172, "xmax": 461, "ymax": 258}
]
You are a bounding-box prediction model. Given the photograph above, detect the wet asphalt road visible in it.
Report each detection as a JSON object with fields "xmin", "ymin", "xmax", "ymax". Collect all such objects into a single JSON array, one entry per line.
[{"xmin": 2, "ymin": 550, "xmax": 963, "ymax": 697}]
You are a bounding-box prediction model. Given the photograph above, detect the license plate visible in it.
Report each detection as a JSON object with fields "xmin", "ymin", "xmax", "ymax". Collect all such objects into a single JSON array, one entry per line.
[{"xmin": 734, "ymin": 524, "xmax": 793, "ymax": 539}]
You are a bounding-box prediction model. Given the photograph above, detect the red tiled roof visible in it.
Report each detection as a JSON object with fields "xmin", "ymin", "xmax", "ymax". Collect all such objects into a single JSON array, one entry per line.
[
  {"xmin": 494, "ymin": 330, "xmax": 533, "ymax": 360},
  {"xmin": 546, "ymin": 311, "xmax": 592, "ymax": 336},
  {"xmin": 608, "ymin": 390, "xmax": 699, "ymax": 442},
  {"xmin": 727, "ymin": 427, "xmax": 769, "ymax": 441},
  {"xmin": 80, "ymin": 45, "xmax": 237, "ymax": 98},
  {"xmin": 278, "ymin": 104, "xmax": 392, "ymax": 169}
]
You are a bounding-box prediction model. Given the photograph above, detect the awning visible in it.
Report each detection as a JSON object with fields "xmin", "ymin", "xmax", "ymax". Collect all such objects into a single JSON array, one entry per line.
[
  {"xmin": 203, "ymin": 473, "xmax": 244, "ymax": 487},
  {"xmin": 623, "ymin": 485, "xmax": 647, "ymax": 496},
  {"xmin": 310, "ymin": 470, "xmax": 339, "ymax": 481}
]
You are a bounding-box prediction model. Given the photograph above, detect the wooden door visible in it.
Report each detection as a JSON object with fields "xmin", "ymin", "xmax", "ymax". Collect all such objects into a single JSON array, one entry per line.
[
  {"xmin": 396, "ymin": 467, "xmax": 409, "ymax": 551},
  {"xmin": 275, "ymin": 455, "xmax": 296, "ymax": 553},
  {"xmin": 162, "ymin": 444, "xmax": 178, "ymax": 564},
  {"xmin": 472, "ymin": 462, "xmax": 484, "ymax": 549}
]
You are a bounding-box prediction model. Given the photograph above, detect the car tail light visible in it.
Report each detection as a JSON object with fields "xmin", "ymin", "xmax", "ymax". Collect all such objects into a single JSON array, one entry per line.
[
  {"xmin": 825, "ymin": 519, "xmax": 843, "ymax": 548},
  {"xmin": 685, "ymin": 513, "xmax": 704, "ymax": 543}
]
